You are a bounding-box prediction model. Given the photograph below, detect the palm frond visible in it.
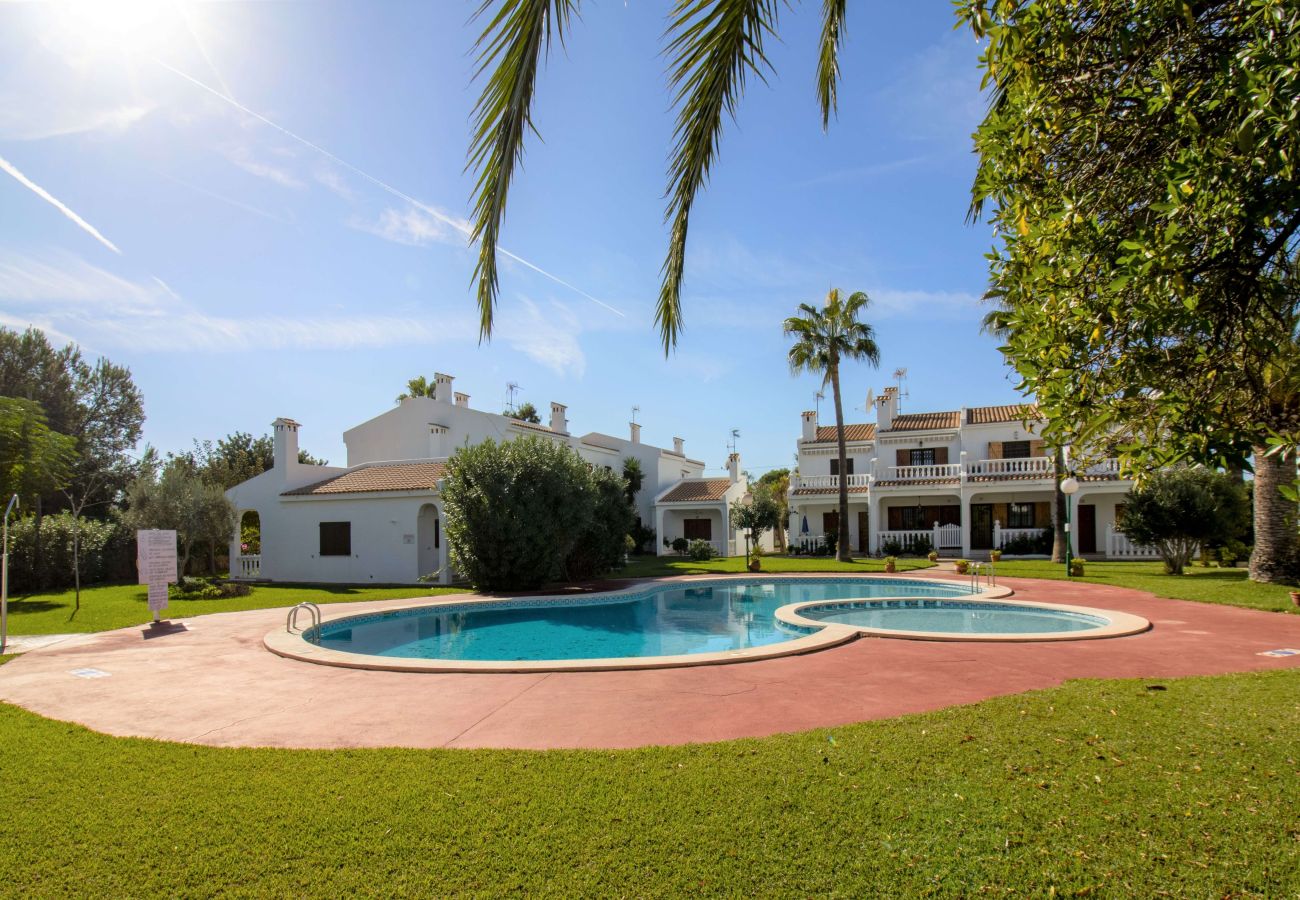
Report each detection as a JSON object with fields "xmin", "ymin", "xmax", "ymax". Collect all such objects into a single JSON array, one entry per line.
[
  {"xmin": 658, "ymin": 0, "xmax": 781, "ymax": 353},
  {"xmin": 816, "ymin": 0, "xmax": 847, "ymax": 131},
  {"xmin": 467, "ymin": 0, "xmax": 578, "ymax": 341}
]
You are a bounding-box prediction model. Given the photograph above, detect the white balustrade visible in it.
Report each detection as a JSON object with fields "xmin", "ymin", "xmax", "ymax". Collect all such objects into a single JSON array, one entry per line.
[
  {"xmin": 994, "ymin": 526, "xmax": 1042, "ymax": 550},
  {"xmin": 234, "ymin": 554, "xmax": 261, "ymax": 579},
  {"xmin": 794, "ymin": 473, "xmax": 871, "ymax": 490},
  {"xmin": 888, "ymin": 464, "xmax": 963, "ymax": 481},
  {"xmin": 876, "ymin": 530, "xmax": 933, "ymax": 554},
  {"xmin": 1084, "ymin": 458, "xmax": 1123, "ymax": 477},
  {"xmin": 968, "ymin": 457, "xmax": 1054, "ymax": 477},
  {"xmin": 1107, "ymin": 525, "xmax": 1159, "ymax": 559}
]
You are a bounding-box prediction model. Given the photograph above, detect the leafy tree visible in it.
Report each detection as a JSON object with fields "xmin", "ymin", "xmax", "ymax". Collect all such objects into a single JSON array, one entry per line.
[
  {"xmin": 467, "ymin": 0, "xmax": 858, "ymax": 349},
  {"xmin": 1118, "ymin": 468, "xmax": 1251, "ymax": 575},
  {"xmin": 961, "ymin": 0, "xmax": 1300, "ymax": 581},
  {"xmin": 754, "ymin": 469, "xmax": 789, "ymax": 551},
  {"xmin": 442, "ymin": 437, "xmax": 618, "ymax": 590},
  {"xmin": 730, "ymin": 491, "xmax": 780, "ymax": 563},
  {"xmin": 396, "ymin": 375, "xmax": 438, "ymax": 404},
  {"xmin": 182, "ymin": 431, "xmax": 326, "ymax": 490},
  {"xmin": 0, "ymin": 398, "xmax": 76, "ymax": 505},
  {"xmin": 785, "ymin": 289, "xmax": 881, "ymax": 562},
  {"xmin": 566, "ymin": 467, "xmax": 634, "ymax": 581},
  {"xmin": 621, "ymin": 457, "xmax": 645, "ymax": 507},
  {"xmin": 504, "ymin": 401, "xmax": 541, "ymax": 424},
  {"xmin": 124, "ymin": 459, "xmax": 236, "ymax": 583}
]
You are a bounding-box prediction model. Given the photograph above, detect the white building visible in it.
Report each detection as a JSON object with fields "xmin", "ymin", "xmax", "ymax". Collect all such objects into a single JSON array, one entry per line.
[
  {"xmin": 227, "ymin": 373, "xmax": 742, "ymax": 584},
  {"xmin": 787, "ymin": 386, "xmax": 1155, "ymax": 560}
]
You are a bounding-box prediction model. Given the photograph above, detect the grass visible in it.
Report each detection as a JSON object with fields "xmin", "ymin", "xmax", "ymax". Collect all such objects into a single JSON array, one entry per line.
[
  {"xmin": 993, "ymin": 560, "xmax": 1300, "ymax": 614},
  {"xmin": 619, "ymin": 554, "xmax": 933, "ymax": 579},
  {"xmin": 0, "ymin": 669, "xmax": 1294, "ymax": 895},
  {"xmin": 2, "ymin": 581, "xmax": 459, "ymax": 636}
]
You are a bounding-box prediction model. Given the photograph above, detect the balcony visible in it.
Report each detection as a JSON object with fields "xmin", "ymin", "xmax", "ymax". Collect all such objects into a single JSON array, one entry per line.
[
  {"xmin": 888, "ymin": 463, "xmax": 963, "ymax": 481},
  {"xmin": 966, "ymin": 456, "xmax": 1054, "ymax": 478},
  {"xmin": 792, "ymin": 473, "xmax": 871, "ymax": 491},
  {"xmin": 791, "ymin": 458, "xmax": 1125, "ymax": 490}
]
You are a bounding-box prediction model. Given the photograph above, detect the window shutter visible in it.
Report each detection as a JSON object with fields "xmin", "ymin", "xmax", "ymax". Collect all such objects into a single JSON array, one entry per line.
[
  {"xmin": 846, "ymin": 457, "xmax": 855, "ymax": 475},
  {"xmin": 888, "ymin": 507, "xmax": 902, "ymax": 529},
  {"xmin": 935, "ymin": 447, "xmax": 949, "ymax": 465},
  {"xmin": 1035, "ymin": 502, "xmax": 1052, "ymax": 528},
  {"xmin": 895, "ymin": 449, "xmax": 909, "ymax": 467},
  {"xmin": 1030, "ymin": 440, "xmax": 1047, "ymax": 457},
  {"xmin": 987, "ymin": 441, "xmax": 1002, "ymax": 460},
  {"xmin": 830, "ymin": 458, "xmax": 839, "ymax": 476}
]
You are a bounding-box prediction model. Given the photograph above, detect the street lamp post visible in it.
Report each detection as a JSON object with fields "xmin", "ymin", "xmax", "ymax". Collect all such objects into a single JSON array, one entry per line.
[
  {"xmin": 1, "ymin": 494, "xmax": 18, "ymax": 655},
  {"xmin": 1060, "ymin": 476, "xmax": 1080, "ymax": 578}
]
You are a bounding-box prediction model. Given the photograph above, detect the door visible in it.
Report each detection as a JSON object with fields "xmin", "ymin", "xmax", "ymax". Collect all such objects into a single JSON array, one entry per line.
[
  {"xmin": 1077, "ymin": 504, "xmax": 1097, "ymax": 554},
  {"xmin": 857, "ymin": 510, "xmax": 868, "ymax": 553},
  {"xmin": 822, "ymin": 511, "xmax": 839, "ymax": 537},
  {"xmin": 417, "ymin": 504, "xmax": 440, "ymax": 579},
  {"xmin": 971, "ymin": 504, "xmax": 993, "ymax": 550}
]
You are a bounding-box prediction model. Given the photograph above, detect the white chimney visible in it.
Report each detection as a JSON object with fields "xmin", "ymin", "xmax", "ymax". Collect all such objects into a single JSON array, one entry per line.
[
  {"xmin": 272, "ymin": 417, "xmax": 300, "ymax": 471},
  {"xmin": 428, "ymin": 425, "xmax": 448, "ymax": 458},
  {"xmin": 433, "ymin": 373, "xmax": 453, "ymax": 403},
  {"xmin": 801, "ymin": 410, "xmax": 817, "ymax": 442},
  {"xmin": 727, "ymin": 452, "xmax": 741, "ymax": 483},
  {"xmin": 877, "ymin": 387, "xmax": 898, "ymax": 431},
  {"xmin": 630, "ymin": 422, "xmax": 642, "ymax": 444},
  {"xmin": 549, "ymin": 402, "xmax": 568, "ymax": 433},
  {"xmin": 673, "ymin": 436, "xmax": 685, "ymax": 455},
  {"xmin": 454, "ymin": 392, "xmax": 470, "ymax": 408}
]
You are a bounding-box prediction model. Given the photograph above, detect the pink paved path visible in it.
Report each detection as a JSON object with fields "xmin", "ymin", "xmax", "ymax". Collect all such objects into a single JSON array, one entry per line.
[{"xmin": 1, "ymin": 574, "xmax": 1298, "ymax": 750}]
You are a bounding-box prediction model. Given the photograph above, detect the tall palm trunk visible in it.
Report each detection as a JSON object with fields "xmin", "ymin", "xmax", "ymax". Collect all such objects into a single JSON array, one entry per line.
[
  {"xmin": 1051, "ymin": 448, "xmax": 1067, "ymax": 563},
  {"xmin": 829, "ymin": 363, "xmax": 852, "ymax": 562},
  {"xmin": 1249, "ymin": 445, "xmax": 1299, "ymax": 583}
]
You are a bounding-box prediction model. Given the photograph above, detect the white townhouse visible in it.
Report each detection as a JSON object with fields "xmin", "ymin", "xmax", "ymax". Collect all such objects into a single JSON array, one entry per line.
[
  {"xmin": 788, "ymin": 386, "xmax": 1155, "ymax": 560},
  {"xmin": 227, "ymin": 373, "xmax": 746, "ymax": 585}
]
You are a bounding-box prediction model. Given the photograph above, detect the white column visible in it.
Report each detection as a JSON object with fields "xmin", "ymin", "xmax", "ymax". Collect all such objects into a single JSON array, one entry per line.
[
  {"xmin": 960, "ymin": 490, "xmax": 973, "ymax": 558},
  {"xmin": 437, "ymin": 504, "xmax": 451, "ymax": 585},
  {"xmin": 655, "ymin": 506, "xmax": 668, "ymax": 556}
]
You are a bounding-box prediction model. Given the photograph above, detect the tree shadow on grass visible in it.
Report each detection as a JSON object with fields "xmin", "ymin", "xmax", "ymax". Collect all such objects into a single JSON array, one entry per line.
[{"xmin": 4, "ymin": 599, "xmax": 64, "ymax": 616}]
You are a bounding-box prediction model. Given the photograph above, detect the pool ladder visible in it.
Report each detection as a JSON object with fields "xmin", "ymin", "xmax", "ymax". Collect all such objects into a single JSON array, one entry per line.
[
  {"xmin": 969, "ymin": 563, "xmax": 996, "ymax": 593},
  {"xmin": 287, "ymin": 602, "xmax": 322, "ymax": 643}
]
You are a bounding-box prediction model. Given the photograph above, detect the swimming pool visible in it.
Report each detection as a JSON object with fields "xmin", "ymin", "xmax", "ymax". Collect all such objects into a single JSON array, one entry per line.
[{"xmin": 264, "ymin": 576, "xmax": 1150, "ymax": 672}]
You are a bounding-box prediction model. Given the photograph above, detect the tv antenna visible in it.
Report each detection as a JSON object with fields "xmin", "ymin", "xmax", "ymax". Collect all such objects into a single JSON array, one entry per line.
[
  {"xmin": 631, "ymin": 405, "xmax": 640, "ymax": 425},
  {"xmin": 505, "ymin": 381, "xmax": 522, "ymax": 412},
  {"xmin": 814, "ymin": 390, "xmax": 824, "ymax": 419},
  {"xmin": 727, "ymin": 428, "xmax": 740, "ymax": 457},
  {"xmin": 892, "ymin": 368, "xmax": 910, "ymax": 411}
]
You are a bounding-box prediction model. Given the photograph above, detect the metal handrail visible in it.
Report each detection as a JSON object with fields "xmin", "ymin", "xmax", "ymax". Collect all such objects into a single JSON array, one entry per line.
[
  {"xmin": 286, "ymin": 601, "xmax": 321, "ymax": 641},
  {"xmin": 969, "ymin": 562, "xmax": 997, "ymax": 593}
]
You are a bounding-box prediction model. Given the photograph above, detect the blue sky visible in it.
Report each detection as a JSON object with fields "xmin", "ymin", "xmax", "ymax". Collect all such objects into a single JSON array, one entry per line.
[{"xmin": 0, "ymin": 1, "xmax": 1020, "ymax": 476}]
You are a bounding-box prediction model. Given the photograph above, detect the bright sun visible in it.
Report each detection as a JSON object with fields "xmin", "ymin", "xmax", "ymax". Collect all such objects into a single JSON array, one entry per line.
[{"xmin": 48, "ymin": 0, "xmax": 181, "ymax": 59}]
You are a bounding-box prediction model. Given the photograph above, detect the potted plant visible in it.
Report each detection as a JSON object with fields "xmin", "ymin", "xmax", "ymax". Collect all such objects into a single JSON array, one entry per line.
[
  {"xmin": 954, "ymin": 559, "xmax": 970, "ymax": 575},
  {"xmin": 989, "ymin": 549, "xmax": 1003, "ymax": 563},
  {"xmin": 926, "ymin": 550, "xmax": 939, "ymax": 563},
  {"xmin": 748, "ymin": 547, "xmax": 762, "ymax": 572},
  {"xmin": 1070, "ymin": 558, "xmax": 1086, "ymax": 577},
  {"xmin": 883, "ymin": 555, "xmax": 897, "ymax": 574},
  {"xmin": 1289, "ymin": 590, "xmax": 1300, "ymax": 608}
]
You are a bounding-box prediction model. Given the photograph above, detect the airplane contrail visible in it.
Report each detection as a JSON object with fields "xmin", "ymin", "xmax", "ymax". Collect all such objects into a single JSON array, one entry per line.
[
  {"xmin": 0, "ymin": 154, "xmax": 121, "ymax": 254},
  {"xmin": 153, "ymin": 59, "xmax": 626, "ymax": 319}
]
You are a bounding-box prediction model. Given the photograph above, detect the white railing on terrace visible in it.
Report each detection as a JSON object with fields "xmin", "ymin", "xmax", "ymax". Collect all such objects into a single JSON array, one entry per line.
[
  {"xmin": 1107, "ymin": 525, "xmax": 1159, "ymax": 559},
  {"xmin": 889, "ymin": 463, "xmax": 963, "ymax": 481},
  {"xmin": 794, "ymin": 473, "xmax": 871, "ymax": 490},
  {"xmin": 933, "ymin": 523, "xmax": 962, "ymax": 549},
  {"xmin": 993, "ymin": 524, "xmax": 1043, "ymax": 551},
  {"xmin": 234, "ymin": 554, "xmax": 261, "ymax": 579},
  {"xmin": 968, "ymin": 457, "xmax": 1054, "ymax": 477},
  {"xmin": 876, "ymin": 529, "xmax": 933, "ymax": 554},
  {"xmin": 1084, "ymin": 458, "xmax": 1123, "ymax": 477}
]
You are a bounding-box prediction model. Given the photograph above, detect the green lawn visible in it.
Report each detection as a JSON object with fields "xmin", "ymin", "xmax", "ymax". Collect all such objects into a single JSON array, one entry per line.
[
  {"xmin": 0, "ymin": 667, "xmax": 1294, "ymax": 895},
  {"xmin": 993, "ymin": 560, "xmax": 1300, "ymax": 614},
  {"xmin": 619, "ymin": 554, "xmax": 933, "ymax": 579},
  {"xmin": 2, "ymin": 581, "xmax": 459, "ymax": 635}
]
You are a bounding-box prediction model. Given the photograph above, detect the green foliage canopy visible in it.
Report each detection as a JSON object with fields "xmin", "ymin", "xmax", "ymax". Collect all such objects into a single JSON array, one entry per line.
[
  {"xmin": 124, "ymin": 459, "xmax": 236, "ymax": 582},
  {"xmin": 0, "ymin": 398, "xmax": 76, "ymax": 505},
  {"xmin": 1118, "ymin": 467, "xmax": 1250, "ymax": 575}
]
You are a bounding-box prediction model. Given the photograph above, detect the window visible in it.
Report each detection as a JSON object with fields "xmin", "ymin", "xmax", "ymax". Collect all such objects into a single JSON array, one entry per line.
[
  {"xmin": 909, "ymin": 448, "xmax": 936, "ymax": 466},
  {"xmin": 319, "ymin": 521, "xmax": 351, "ymax": 556},
  {"xmin": 1007, "ymin": 503, "xmax": 1035, "ymax": 528},
  {"xmin": 1003, "ymin": 441, "xmax": 1031, "ymax": 459},
  {"xmin": 829, "ymin": 457, "xmax": 855, "ymax": 476},
  {"xmin": 683, "ymin": 518, "xmax": 712, "ymax": 540},
  {"xmin": 899, "ymin": 507, "xmax": 926, "ymax": 529}
]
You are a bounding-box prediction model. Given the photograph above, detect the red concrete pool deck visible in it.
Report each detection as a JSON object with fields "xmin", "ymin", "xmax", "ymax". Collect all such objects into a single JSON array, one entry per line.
[{"xmin": 1, "ymin": 573, "xmax": 1298, "ymax": 750}]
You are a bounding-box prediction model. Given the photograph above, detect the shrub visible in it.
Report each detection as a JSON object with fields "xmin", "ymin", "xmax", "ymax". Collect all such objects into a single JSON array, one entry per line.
[
  {"xmin": 880, "ymin": 537, "xmax": 903, "ymax": 556},
  {"xmin": 927, "ymin": 550, "xmax": 939, "ymax": 562},
  {"xmin": 565, "ymin": 467, "xmax": 634, "ymax": 581},
  {"xmin": 671, "ymin": 537, "xmax": 690, "ymax": 555},
  {"xmin": 170, "ymin": 577, "xmax": 251, "ymax": 600},
  {"xmin": 687, "ymin": 539, "xmax": 715, "ymax": 561},
  {"xmin": 441, "ymin": 437, "xmax": 618, "ymax": 591},
  {"xmin": 1119, "ymin": 468, "xmax": 1250, "ymax": 575},
  {"xmin": 6, "ymin": 512, "xmax": 135, "ymax": 593},
  {"xmin": 1001, "ymin": 528, "xmax": 1053, "ymax": 555},
  {"xmin": 629, "ymin": 521, "xmax": 656, "ymax": 555}
]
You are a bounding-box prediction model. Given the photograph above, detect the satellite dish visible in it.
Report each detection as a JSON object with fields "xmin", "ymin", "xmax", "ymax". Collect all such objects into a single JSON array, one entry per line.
[{"xmin": 865, "ymin": 388, "xmax": 875, "ymax": 409}]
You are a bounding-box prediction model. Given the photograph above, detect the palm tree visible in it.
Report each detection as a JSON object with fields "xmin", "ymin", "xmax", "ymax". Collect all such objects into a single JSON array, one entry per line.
[
  {"xmin": 467, "ymin": 1, "xmax": 852, "ymax": 351},
  {"xmin": 396, "ymin": 376, "xmax": 437, "ymax": 405},
  {"xmin": 621, "ymin": 457, "xmax": 645, "ymax": 508},
  {"xmin": 785, "ymin": 289, "xmax": 880, "ymax": 563}
]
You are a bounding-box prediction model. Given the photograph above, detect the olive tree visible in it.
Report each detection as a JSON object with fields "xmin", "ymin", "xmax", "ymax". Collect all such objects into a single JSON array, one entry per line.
[
  {"xmin": 1118, "ymin": 468, "xmax": 1250, "ymax": 575},
  {"xmin": 124, "ymin": 459, "xmax": 235, "ymax": 583}
]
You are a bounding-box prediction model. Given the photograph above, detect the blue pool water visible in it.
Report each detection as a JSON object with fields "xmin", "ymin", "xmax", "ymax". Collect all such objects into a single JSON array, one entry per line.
[
  {"xmin": 798, "ymin": 600, "xmax": 1108, "ymax": 635},
  {"xmin": 312, "ymin": 578, "xmax": 974, "ymax": 662}
]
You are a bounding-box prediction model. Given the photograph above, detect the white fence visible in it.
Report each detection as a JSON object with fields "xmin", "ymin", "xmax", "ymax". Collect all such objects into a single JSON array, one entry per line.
[
  {"xmin": 889, "ymin": 463, "xmax": 963, "ymax": 481},
  {"xmin": 876, "ymin": 529, "xmax": 932, "ymax": 554},
  {"xmin": 993, "ymin": 524, "xmax": 1044, "ymax": 551},
  {"xmin": 794, "ymin": 473, "xmax": 871, "ymax": 490},
  {"xmin": 233, "ymin": 554, "xmax": 261, "ymax": 579},
  {"xmin": 1106, "ymin": 526, "xmax": 1160, "ymax": 559},
  {"xmin": 968, "ymin": 457, "xmax": 1054, "ymax": 477},
  {"xmin": 933, "ymin": 523, "xmax": 961, "ymax": 549}
]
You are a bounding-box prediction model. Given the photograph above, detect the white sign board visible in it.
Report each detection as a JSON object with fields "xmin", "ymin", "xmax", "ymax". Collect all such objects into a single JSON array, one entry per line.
[{"xmin": 137, "ymin": 529, "xmax": 177, "ymax": 620}]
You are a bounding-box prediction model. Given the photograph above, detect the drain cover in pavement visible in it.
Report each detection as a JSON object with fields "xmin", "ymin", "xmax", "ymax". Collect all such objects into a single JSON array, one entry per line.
[
  {"xmin": 69, "ymin": 668, "xmax": 111, "ymax": 678},
  {"xmin": 1257, "ymin": 649, "xmax": 1300, "ymax": 658}
]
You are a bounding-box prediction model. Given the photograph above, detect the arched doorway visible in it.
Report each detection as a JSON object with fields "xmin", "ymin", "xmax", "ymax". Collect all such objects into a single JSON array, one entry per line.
[
  {"xmin": 417, "ymin": 504, "xmax": 441, "ymax": 580},
  {"xmin": 234, "ymin": 510, "xmax": 261, "ymax": 579}
]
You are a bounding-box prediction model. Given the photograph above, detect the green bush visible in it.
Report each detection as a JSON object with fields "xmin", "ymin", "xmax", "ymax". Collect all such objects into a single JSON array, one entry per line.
[
  {"xmin": 6, "ymin": 512, "xmax": 135, "ymax": 592},
  {"xmin": 170, "ymin": 577, "xmax": 251, "ymax": 600},
  {"xmin": 1001, "ymin": 528, "xmax": 1053, "ymax": 555},
  {"xmin": 441, "ymin": 437, "xmax": 630, "ymax": 591},
  {"xmin": 628, "ymin": 520, "xmax": 656, "ymax": 554},
  {"xmin": 671, "ymin": 537, "xmax": 689, "ymax": 555},
  {"xmin": 687, "ymin": 539, "xmax": 715, "ymax": 561},
  {"xmin": 1120, "ymin": 468, "xmax": 1250, "ymax": 575}
]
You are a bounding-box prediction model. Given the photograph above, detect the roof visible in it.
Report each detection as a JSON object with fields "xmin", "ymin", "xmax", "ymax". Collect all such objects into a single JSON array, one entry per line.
[
  {"xmin": 790, "ymin": 486, "xmax": 871, "ymax": 497},
  {"xmin": 508, "ymin": 419, "xmax": 560, "ymax": 435},
  {"xmin": 884, "ymin": 411, "xmax": 961, "ymax": 431},
  {"xmin": 811, "ymin": 423, "xmax": 876, "ymax": 443},
  {"xmin": 966, "ymin": 403, "xmax": 1040, "ymax": 426},
  {"xmin": 658, "ymin": 478, "xmax": 732, "ymax": 503},
  {"xmin": 283, "ymin": 461, "xmax": 447, "ymax": 496},
  {"xmin": 871, "ymin": 477, "xmax": 961, "ymax": 488}
]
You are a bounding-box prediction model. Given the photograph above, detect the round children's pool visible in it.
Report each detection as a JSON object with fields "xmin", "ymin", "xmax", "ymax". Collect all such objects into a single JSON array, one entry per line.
[{"xmin": 264, "ymin": 576, "xmax": 1150, "ymax": 672}]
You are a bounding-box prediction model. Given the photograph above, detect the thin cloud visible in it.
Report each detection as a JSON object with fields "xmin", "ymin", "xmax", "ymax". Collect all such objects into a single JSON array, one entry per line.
[
  {"xmin": 153, "ymin": 59, "xmax": 624, "ymax": 319},
  {"xmin": 497, "ymin": 298, "xmax": 586, "ymax": 377},
  {"xmin": 0, "ymin": 102, "xmax": 154, "ymax": 142},
  {"xmin": 313, "ymin": 163, "xmax": 353, "ymax": 200},
  {"xmin": 0, "ymin": 154, "xmax": 121, "ymax": 253},
  {"xmin": 221, "ymin": 144, "xmax": 303, "ymax": 188},
  {"xmin": 793, "ymin": 154, "xmax": 933, "ymax": 189},
  {"xmin": 352, "ymin": 206, "xmax": 465, "ymax": 247},
  {"xmin": 162, "ymin": 173, "xmax": 292, "ymax": 223}
]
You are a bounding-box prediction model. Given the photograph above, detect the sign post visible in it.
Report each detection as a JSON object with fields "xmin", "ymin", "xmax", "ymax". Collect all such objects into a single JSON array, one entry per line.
[{"xmin": 136, "ymin": 529, "xmax": 178, "ymax": 625}]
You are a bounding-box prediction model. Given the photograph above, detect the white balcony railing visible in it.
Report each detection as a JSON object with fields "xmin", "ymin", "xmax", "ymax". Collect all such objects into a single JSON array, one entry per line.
[
  {"xmin": 876, "ymin": 529, "xmax": 933, "ymax": 554},
  {"xmin": 234, "ymin": 554, "xmax": 261, "ymax": 579},
  {"xmin": 1107, "ymin": 525, "xmax": 1159, "ymax": 559},
  {"xmin": 794, "ymin": 473, "xmax": 871, "ymax": 490},
  {"xmin": 968, "ymin": 457, "xmax": 1054, "ymax": 477},
  {"xmin": 889, "ymin": 463, "xmax": 963, "ymax": 481},
  {"xmin": 1085, "ymin": 458, "xmax": 1123, "ymax": 477}
]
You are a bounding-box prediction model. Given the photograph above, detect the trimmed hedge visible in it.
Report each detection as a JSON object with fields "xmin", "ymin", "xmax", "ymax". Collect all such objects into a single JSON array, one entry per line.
[{"xmin": 6, "ymin": 512, "xmax": 135, "ymax": 592}]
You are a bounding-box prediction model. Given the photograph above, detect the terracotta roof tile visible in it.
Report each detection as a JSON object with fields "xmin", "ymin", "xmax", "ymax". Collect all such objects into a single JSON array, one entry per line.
[
  {"xmin": 811, "ymin": 423, "xmax": 876, "ymax": 443},
  {"xmin": 659, "ymin": 478, "xmax": 732, "ymax": 503},
  {"xmin": 283, "ymin": 461, "xmax": 447, "ymax": 496},
  {"xmin": 966, "ymin": 403, "xmax": 1040, "ymax": 425},
  {"xmin": 791, "ymin": 486, "xmax": 871, "ymax": 496},
  {"xmin": 966, "ymin": 473, "xmax": 1050, "ymax": 483},
  {"xmin": 872, "ymin": 477, "xmax": 961, "ymax": 488},
  {"xmin": 884, "ymin": 411, "xmax": 960, "ymax": 431}
]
